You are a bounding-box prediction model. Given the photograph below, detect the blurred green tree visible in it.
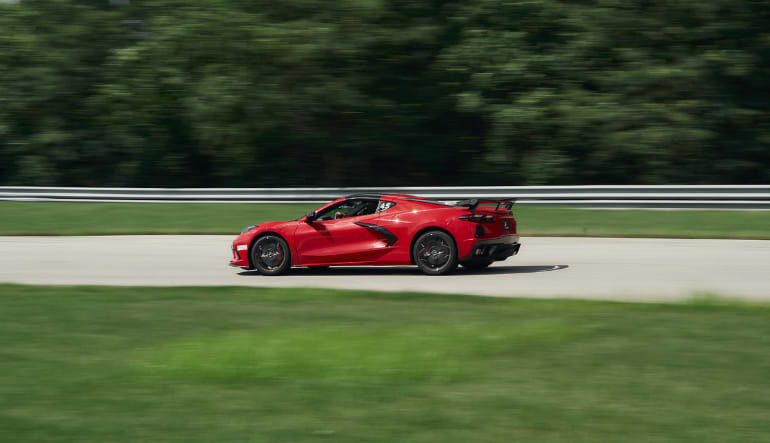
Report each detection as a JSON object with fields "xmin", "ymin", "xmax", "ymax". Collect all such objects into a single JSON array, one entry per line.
[{"xmin": 0, "ymin": 0, "xmax": 767, "ymax": 186}]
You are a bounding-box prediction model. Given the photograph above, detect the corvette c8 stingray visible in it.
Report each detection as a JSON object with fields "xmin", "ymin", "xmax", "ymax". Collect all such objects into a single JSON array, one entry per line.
[{"xmin": 230, "ymin": 194, "xmax": 520, "ymax": 275}]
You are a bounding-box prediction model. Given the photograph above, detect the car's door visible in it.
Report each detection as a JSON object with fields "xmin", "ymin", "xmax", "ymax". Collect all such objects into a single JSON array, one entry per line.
[{"xmin": 294, "ymin": 198, "xmax": 390, "ymax": 265}]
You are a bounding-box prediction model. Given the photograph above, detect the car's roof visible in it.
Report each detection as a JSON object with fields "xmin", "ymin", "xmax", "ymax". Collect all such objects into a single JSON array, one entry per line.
[
  {"xmin": 385, "ymin": 195, "xmax": 454, "ymax": 207},
  {"xmin": 344, "ymin": 193, "xmax": 383, "ymax": 200},
  {"xmin": 343, "ymin": 193, "xmax": 454, "ymax": 207}
]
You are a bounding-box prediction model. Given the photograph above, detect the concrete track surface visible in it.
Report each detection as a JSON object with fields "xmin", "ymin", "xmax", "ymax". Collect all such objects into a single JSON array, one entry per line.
[{"xmin": 1, "ymin": 236, "xmax": 768, "ymax": 301}]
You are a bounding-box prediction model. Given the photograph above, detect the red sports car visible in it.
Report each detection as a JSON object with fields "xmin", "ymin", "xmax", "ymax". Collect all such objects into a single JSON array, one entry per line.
[{"xmin": 230, "ymin": 194, "xmax": 520, "ymax": 275}]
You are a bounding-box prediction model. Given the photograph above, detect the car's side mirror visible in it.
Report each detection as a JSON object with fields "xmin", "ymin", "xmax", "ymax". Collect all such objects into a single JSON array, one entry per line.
[{"xmin": 305, "ymin": 211, "xmax": 317, "ymax": 222}]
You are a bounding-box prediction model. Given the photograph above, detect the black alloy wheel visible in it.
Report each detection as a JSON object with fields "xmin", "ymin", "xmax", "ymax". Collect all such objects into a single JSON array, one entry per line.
[
  {"xmin": 413, "ymin": 230, "xmax": 458, "ymax": 275},
  {"xmin": 251, "ymin": 235, "xmax": 291, "ymax": 275}
]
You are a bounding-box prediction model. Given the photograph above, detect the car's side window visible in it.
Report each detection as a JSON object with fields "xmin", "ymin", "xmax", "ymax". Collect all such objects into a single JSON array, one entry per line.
[
  {"xmin": 316, "ymin": 202, "xmax": 351, "ymax": 221},
  {"xmin": 316, "ymin": 199, "xmax": 379, "ymax": 221},
  {"xmin": 353, "ymin": 199, "xmax": 379, "ymax": 217}
]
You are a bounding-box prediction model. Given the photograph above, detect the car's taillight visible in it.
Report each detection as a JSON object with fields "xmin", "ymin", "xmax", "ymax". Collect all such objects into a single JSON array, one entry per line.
[{"xmin": 459, "ymin": 214, "xmax": 495, "ymax": 223}]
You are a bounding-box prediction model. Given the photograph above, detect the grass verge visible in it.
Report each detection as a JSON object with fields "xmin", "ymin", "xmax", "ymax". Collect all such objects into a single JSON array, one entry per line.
[
  {"xmin": 1, "ymin": 284, "xmax": 769, "ymax": 442},
  {"xmin": 1, "ymin": 201, "xmax": 770, "ymax": 238}
]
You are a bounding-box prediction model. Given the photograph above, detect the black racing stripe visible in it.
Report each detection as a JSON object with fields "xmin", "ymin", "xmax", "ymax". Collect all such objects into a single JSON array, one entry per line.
[{"xmin": 354, "ymin": 222, "xmax": 398, "ymax": 246}]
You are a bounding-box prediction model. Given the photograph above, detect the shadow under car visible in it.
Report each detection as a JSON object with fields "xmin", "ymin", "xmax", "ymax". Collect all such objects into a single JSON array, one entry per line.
[{"xmin": 238, "ymin": 264, "xmax": 568, "ymax": 277}]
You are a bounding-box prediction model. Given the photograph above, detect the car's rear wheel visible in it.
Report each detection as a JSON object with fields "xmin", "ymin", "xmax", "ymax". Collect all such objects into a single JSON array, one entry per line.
[
  {"xmin": 460, "ymin": 259, "xmax": 494, "ymax": 270},
  {"xmin": 413, "ymin": 230, "xmax": 458, "ymax": 275},
  {"xmin": 251, "ymin": 235, "xmax": 291, "ymax": 276}
]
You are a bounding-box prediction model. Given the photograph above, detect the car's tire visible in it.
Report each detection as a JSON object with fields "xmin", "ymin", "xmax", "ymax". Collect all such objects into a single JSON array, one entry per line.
[
  {"xmin": 250, "ymin": 235, "xmax": 291, "ymax": 276},
  {"xmin": 461, "ymin": 259, "xmax": 494, "ymax": 270},
  {"xmin": 413, "ymin": 230, "xmax": 458, "ymax": 275}
]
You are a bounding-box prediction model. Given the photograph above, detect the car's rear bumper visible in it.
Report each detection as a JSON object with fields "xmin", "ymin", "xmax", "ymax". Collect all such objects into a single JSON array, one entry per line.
[{"xmin": 461, "ymin": 234, "xmax": 520, "ymax": 262}]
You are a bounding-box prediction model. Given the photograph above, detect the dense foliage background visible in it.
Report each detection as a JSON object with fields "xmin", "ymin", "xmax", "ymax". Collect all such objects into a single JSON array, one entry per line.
[{"xmin": 1, "ymin": 0, "xmax": 768, "ymax": 186}]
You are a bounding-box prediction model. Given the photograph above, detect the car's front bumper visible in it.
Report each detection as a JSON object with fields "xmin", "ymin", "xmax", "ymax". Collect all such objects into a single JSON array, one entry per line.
[
  {"xmin": 462, "ymin": 234, "xmax": 520, "ymax": 261},
  {"xmin": 230, "ymin": 243, "xmax": 252, "ymax": 269}
]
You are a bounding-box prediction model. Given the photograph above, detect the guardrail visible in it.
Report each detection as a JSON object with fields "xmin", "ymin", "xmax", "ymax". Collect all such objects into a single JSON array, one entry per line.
[{"xmin": 2, "ymin": 185, "xmax": 770, "ymax": 209}]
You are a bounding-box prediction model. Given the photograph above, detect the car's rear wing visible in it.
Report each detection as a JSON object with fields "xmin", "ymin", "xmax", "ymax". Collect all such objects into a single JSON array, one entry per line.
[{"xmin": 454, "ymin": 198, "xmax": 516, "ymax": 212}]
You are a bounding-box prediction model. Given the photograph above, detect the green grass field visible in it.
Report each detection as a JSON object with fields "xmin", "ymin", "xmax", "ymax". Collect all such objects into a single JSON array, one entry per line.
[
  {"xmin": 1, "ymin": 201, "xmax": 770, "ymax": 238},
  {"xmin": 1, "ymin": 284, "xmax": 769, "ymax": 442}
]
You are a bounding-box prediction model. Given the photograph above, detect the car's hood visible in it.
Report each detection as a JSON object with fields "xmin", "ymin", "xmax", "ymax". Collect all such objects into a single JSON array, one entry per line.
[
  {"xmin": 234, "ymin": 220, "xmax": 298, "ymax": 243},
  {"xmin": 254, "ymin": 220, "xmax": 299, "ymax": 231}
]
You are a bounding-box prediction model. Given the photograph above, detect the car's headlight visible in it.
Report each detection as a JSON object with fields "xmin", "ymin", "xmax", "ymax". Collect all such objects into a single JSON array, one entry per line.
[{"xmin": 241, "ymin": 225, "xmax": 258, "ymax": 234}]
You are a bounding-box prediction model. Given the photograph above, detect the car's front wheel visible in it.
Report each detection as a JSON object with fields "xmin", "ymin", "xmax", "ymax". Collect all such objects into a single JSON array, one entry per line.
[
  {"xmin": 250, "ymin": 235, "xmax": 291, "ymax": 276},
  {"xmin": 413, "ymin": 230, "xmax": 458, "ymax": 275}
]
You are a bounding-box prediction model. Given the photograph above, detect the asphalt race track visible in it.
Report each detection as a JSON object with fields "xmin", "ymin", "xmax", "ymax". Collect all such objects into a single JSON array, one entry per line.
[{"xmin": 1, "ymin": 235, "xmax": 769, "ymax": 301}]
